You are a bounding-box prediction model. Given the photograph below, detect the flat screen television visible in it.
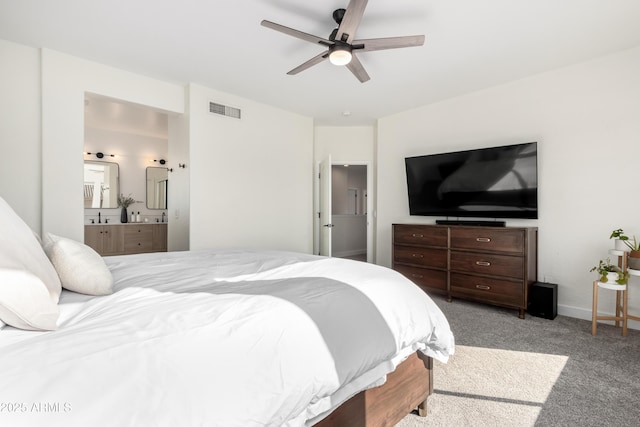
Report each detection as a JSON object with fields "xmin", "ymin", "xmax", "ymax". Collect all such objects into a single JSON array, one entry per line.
[{"xmin": 405, "ymin": 142, "xmax": 538, "ymax": 219}]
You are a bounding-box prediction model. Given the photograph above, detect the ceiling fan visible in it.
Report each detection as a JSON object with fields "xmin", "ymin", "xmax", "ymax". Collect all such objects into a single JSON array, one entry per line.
[{"xmin": 261, "ymin": 0, "xmax": 425, "ymax": 83}]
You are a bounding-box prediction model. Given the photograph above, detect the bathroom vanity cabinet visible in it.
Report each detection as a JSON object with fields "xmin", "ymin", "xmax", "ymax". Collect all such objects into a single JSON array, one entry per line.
[{"xmin": 85, "ymin": 223, "xmax": 167, "ymax": 256}]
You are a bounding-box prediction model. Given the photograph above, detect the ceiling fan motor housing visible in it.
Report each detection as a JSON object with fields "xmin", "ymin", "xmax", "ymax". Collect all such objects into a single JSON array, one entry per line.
[{"xmin": 333, "ymin": 8, "xmax": 346, "ymax": 25}]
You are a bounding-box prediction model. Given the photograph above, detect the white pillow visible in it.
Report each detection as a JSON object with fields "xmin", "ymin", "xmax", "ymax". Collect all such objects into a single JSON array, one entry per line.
[
  {"xmin": 43, "ymin": 233, "xmax": 114, "ymax": 296},
  {"xmin": 0, "ymin": 268, "xmax": 59, "ymax": 331},
  {"xmin": 0, "ymin": 197, "xmax": 61, "ymax": 302}
]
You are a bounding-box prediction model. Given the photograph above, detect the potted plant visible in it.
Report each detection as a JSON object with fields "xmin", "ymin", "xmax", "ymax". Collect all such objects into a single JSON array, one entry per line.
[
  {"xmin": 590, "ymin": 258, "xmax": 628, "ymax": 284},
  {"xmin": 117, "ymin": 193, "xmax": 136, "ymax": 223},
  {"xmin": 626, "ymin": 237, "xmax": 640, "ymax": 270},
  {"xmin": 610, "ymin": 228, "xmax": 631, "ymax": 251},
  {"xmin": 609, "ymin": 229, "xmax": 640, "ymax": 269}
]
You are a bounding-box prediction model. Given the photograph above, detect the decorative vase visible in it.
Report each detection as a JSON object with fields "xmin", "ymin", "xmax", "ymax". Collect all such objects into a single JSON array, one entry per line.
[
  {"xmin": 607, "ymin": 273, "xmax": 620, "ymax": 283},
  {"xmin": 628, "ymin": 250, "xmax": 640, "ymax": 270},
  {"xmin": 605, "ymin": 272, "xmax": 620, "ymax": 283},
  {"xmin": 614, "ymin": 239, "xmax": 630, "ymax": 251},
  {"xmin": 120, "ymin": 207, "xmax": 128, "ymax": 223}
]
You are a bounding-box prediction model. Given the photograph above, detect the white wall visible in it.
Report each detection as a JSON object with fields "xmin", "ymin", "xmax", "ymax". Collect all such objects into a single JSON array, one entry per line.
[
  {"xmin": 377, "ymin": 46, "xmax": 640, "ymax": 323},
  {"xmin": 314, "ymin": 126, "xmax": 375, "ymax": 162},
  {"xmin": 188, "ymin": 84, "xmax": 314, "ymax": 253},
  {"xmin": 168, "ymin": 112, "xmax": 190, "ymax": 251},
  {"xmin": 0, "ymin": 40, "xmax": 41, "ymax": 232},
  {"xmin": 1, "ymin": 42, "xmax": 314, "ymax": 253},
  {"xmin": 41, "ymin": 49, "xmax": 185, "ymax": 242}
]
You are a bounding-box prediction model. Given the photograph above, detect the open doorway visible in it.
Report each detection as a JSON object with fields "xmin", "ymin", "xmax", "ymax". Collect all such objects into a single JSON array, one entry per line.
[
  {"xmin": 331, "ymin": 164, "xmax": 367, "ymax": 261},
  {"xmin": 83, "ymin": 94, "xmax": 189, "ymax": 251},
  {"xmin": 331, "ymin": 164, "xmax": 368, "ymax": 262},
  {"xmin": 317, "ymin": 159, "xmax": 373, "ymax": 263}
]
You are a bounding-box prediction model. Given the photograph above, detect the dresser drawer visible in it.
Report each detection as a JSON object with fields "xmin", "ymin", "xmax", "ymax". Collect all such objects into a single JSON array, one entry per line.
[
  {"xmin": 450, "ymin": 227, "xmax": 524, "ymax": 254},
  {"xmin": 450, "ymin": 250, "xmax": 523, "ymax": 279},
  {"xmin": 450, "ymin": 272, "xmax": 523, "ymax": 307},
  {"xmin": 123, "ymin": 227, "xmax": 153, "ymax": 253},
  {"xmin": 394, "ymin": 224, "xmax": 447, "ymax": 247},
  {"xmin": 394, "ymin": 246, "xmax": 447, "ymax": 269},
  {"xmin": 391, "ymin": 223, "xmax": 536, "ymax": 318},
  {"xmin": 394, "ymin": 265, "xmax": 447, "ymax": 294}
]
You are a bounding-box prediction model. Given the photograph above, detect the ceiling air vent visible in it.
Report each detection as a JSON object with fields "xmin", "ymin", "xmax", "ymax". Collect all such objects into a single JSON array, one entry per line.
[{"xmin": 209, "ymin": 101, "xmax": 241, "ymax": 119}]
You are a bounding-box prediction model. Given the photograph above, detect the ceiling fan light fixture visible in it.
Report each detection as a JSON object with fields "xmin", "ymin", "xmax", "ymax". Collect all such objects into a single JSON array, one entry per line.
[
  {"xmin": 262, "ymin": 3, "xmax": 425, "ymax": 82},
  {"xmin": 329, "ymin": 47, "xmax": 352, "ymax": 66}
]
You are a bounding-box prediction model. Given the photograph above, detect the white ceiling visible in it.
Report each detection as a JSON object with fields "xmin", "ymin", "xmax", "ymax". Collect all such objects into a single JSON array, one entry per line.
[
  {"xmin": 84, "ymin": 95, "xmax": 169, "ymax": 139},
  {"xmin": 2, "ymin": 0, "xmax": 640, "ymax": 125}
]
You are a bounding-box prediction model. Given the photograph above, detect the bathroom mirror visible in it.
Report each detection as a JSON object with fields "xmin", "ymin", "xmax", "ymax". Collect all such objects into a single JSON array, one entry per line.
[
  {"xmin": 146, "ymin": 167, "xmax": 168, "ymax": 209},
  {"xmin": 83, "ymin": 161, "xmax": 120, "ymax": 209}
]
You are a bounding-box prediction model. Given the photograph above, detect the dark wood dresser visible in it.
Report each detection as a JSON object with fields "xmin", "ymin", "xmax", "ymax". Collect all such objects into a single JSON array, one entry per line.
[{"xmin": 392, "ymin": 223, "xmax": 538, "ymax": 318}]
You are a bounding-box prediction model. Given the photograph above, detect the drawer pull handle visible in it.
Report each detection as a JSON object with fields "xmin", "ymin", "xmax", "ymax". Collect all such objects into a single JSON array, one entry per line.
[
  {"xmin": 412, "ymin": 254, "xmax": 424, "ymax": 258},
  {"xmin": 411, "ymin": 274, "xmax": 424, "ymax": 279},
  {"xmin": 475, "ymin": 261, "xmax": 491, "ymax": 266},
  {"xmin": 476, "ymin": 284, "xmax": 491, "ymax": 290},
  {"xmin": 476, "ymin": 237, "xmax": 491, "ymax": 242},
  {"xmin": 412, "ymin": 233, "xmax": 424, "ymax": 238}
]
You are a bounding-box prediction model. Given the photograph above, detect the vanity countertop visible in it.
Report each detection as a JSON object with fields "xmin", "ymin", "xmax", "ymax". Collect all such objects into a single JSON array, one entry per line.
[{"xmin": 86, "ymin": 222, "xmax": 167, "ymax": 226}]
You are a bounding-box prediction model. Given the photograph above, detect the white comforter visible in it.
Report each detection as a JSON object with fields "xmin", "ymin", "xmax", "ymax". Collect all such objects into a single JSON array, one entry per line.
[{"xmin": 0, "ymin": 249, "xmax": 454, "ymax": 427}]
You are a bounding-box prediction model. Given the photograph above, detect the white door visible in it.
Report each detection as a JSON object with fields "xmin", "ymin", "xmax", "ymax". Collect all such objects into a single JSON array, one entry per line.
[{"xmin": 319, "ymin": 155, "xmax": 332, "ymax": 256}]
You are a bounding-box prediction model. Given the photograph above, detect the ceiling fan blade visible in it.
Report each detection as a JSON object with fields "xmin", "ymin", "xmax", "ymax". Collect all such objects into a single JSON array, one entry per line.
[
  {"xmin": 261, "ymin": 20, "xmax": 333, "ymax": 47},
  {"xmin": 354, "ymin": 35, "xmax": 425, "ymax": 52},
  {"xmin": 336, "ymin": 0, "xmax": 368, "ymax": 44},
  {"xmin": 345, "ymin": 54, "xmax": 370, "ymax": 83},
  {"xmin": 287, "ymin": 51, "xmax": 329, "ymax": 75}
]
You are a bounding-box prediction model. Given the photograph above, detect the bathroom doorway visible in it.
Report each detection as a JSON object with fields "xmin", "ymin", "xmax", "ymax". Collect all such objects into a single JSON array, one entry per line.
[{"xmin": 331, "ymin": 164, "xmax": 368, "ymax": 262}]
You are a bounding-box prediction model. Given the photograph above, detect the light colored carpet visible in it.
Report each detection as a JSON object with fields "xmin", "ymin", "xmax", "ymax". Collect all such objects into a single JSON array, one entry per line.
[{"xmin": 396, "ymin": 295, "xmax": 640, "ymax": 426}]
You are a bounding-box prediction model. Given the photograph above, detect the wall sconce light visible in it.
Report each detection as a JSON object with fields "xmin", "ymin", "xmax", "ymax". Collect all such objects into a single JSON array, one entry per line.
[
  {"xmin": 86, "ymin": 152, "xmax": 115, "ymax": 159},
  {"xmin": 153, "ymin": 159, "xmax": 167, "ymax": 165}
]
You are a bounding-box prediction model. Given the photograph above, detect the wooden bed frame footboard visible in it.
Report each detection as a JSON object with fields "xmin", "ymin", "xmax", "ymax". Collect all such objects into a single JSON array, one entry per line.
[{"xmin": 314, "ymin": 351, "xmax": 433, "ymax": 427}]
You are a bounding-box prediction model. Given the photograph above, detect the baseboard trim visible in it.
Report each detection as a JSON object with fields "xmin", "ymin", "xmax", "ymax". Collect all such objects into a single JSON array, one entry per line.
[
  {"xmin": 333, "ymin": 249, "xmax": 366, "ymax": 258},
  {"xmin": 558, "ymin": 304, "xmax": 640, "ymax": 330}
]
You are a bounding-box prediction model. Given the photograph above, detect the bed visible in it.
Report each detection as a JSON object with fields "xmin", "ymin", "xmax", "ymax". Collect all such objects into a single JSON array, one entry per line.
[{"xmin": 0, "ymin": 196, "xmax": 455, "ymax": 426}]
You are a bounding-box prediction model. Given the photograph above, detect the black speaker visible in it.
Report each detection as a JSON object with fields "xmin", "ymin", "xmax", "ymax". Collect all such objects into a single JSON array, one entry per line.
[{"xmin": 528, "ymin": 282, "xmax": 557, "ymax": 320}]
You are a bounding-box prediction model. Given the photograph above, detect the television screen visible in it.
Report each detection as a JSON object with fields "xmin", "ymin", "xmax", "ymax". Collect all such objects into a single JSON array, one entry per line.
[{"xmin": 405, "ymin": 142, "xmax": 538, "ymax": 219}]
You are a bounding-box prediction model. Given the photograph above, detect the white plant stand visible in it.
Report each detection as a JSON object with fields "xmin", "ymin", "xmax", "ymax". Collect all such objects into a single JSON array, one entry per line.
[
  {"xmin": 592, "ymin": 279, "xmax": 627, "ymax": 336},
  {"xmin": 592, "ymin": 250, "xmax": 639, "ymax": 336}
]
